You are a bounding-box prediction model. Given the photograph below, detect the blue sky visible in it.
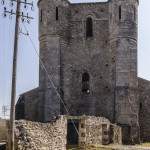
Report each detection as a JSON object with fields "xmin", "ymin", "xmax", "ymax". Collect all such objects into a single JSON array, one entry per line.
[{"xmin": 0, "ymin": 0, "xmax": 150, "ymax": 117}]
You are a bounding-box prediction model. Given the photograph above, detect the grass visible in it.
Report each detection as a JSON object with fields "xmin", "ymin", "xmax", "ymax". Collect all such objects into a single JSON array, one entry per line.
[
  {"xmin": 67, "ymin": 145, "xmax": 112, "ymax": 150},
  {"xmin": 67, "ymin": 143, "xmax": 150, "ymax": 150},
  {"xmin": 0, "ymin": 127, "xmax": 7, "ymax": 142},
  {"xmin": 139, "ymin": 143, "xmax": 150, "ymax": 147}
]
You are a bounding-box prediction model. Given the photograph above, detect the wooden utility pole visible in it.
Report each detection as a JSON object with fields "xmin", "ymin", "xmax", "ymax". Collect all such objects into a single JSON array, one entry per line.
[
  {"xmin": 1, "ymin": 0, "xmax": 34, "ymax": 149},
  {"xmin": 9, "ymin": 0, "xmax": 20, "ymax": 149}
]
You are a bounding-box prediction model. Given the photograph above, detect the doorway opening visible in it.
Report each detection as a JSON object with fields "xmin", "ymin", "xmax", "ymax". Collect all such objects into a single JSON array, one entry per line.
[{"xmin": 67, "ymin": 119, "xmax": 79, "ymax": 145}]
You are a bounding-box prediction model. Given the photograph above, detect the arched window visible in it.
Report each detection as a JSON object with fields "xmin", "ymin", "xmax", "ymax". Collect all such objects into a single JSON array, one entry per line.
[
  {"xmin": 119, "ymin": 6, "xmax": 122, "ymax": 20},
  {"xmin": 86, "ymin": 17, "xmax": 93, "ymax": 38},
  {"xmin": 56, "ymin": 7, "xmax": 59, "ymax": 20},
  {"xmin": 82, "ymin": 72, "xmax": 90, "ymax": 94}
]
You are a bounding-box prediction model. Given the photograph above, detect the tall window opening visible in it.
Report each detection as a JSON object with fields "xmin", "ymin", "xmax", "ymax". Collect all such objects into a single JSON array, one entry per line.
[
  {"xmin": 119, "ymin": 6, "xmax": 122, "ymax": 20},
  {"xmin": 40, "ymin": 9, "xmax": 43, "ymax": 22},
  {"xmin": 134, "ymin": 6, "xmax": 136, "ymax": 21},
  {"xmin": 140, "ymin": 102, "xmax": 142, "ymax": 110},
  {"xmin": 82, "ymin": 72, "xmax": 90, "ymax": 94},
  {"xmin": 86, "ymin": 17, "xmax": 93, "ymax": 38},
  {"xmin": 56, "ymin": 7, "xmax": 59, "ymax": 20}
]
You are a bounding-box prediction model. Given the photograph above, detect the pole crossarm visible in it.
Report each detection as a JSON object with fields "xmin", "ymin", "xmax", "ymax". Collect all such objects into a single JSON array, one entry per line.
[
  {"xmin": 1, "ymin": 0, "xmax": 34, "ymax": 6},
  {"xmin": 3, "ymin": 7, "xmax": 34, "ymax": 19}
]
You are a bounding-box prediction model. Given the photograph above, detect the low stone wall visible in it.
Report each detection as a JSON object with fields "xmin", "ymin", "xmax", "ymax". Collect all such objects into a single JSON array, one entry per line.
[
  {"xmin": 15, "ymin": 115, "xmax": 122, "ymax": 149},
  {"xmin": 78, "ymin": 116, "xmax": 122, "ymax": 146},
  {"xmin": 15, "ymin": 116, "xmax": 67, "ymax": 150},
  {"xmin": 138, "ymin": 78, "xmax": 150, "ymax": 142}
]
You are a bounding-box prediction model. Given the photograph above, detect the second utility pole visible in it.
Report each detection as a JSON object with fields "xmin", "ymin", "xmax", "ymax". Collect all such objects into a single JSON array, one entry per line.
[{"xmin": 9, "ymin": 0, "xmax": 20, "ymax": 149}]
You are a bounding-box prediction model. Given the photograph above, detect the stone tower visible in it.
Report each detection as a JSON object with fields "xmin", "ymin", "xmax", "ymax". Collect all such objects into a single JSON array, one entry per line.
[
  {"xmin": 38, "ymin": 0, "xmax": 70, "ymax": 121},
  {"xmin": 38, "ymin": 0, "xmax": 116, "ymax": 122},
  {"xmin": 38, "ymin": 0, "xmax": 139, "ymax": 141},
  {"xmin": 109, "ymin": 0, "xmax": 139, "ymax": 143},
  {"xmin": 17, "ymin": 0, "xmax": 148, "ymax": 144}
]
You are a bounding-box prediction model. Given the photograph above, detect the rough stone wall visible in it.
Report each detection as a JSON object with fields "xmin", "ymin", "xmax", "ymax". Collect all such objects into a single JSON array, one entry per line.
[
  {"xmin": 138, "ymin": 78, "xmax": 150, "ymax": 142},
  {"xmin": 15, "ymin": 116, "xmax": 67, "ymax": 150},
  {"xmin": 38, "ymin": 0, "xmax": 70, "ymax": 122},
  {"xmin": 79, "ymin": 116, "xmax": 110, "ymax": 146},
  {"xmin": 62, "ymin": 2, "xmax": 115, "ymax": 121},
  {"xmin": 109, "ymin": 0, "xmax": 139, "ymax": 143},
  {"xmin": 78, "ymin": 116, "xmax": 122, "ymax": 146},
  {"xmin": 16, "ymin": 88, "xmax": 44, "ymax": 122},
  {"xmin": 15, "ymin": 115, "xmax": 122, "ymax": 149},
  {"xmin": 38, "ymin": 0, "xmax": 115, "ymax": 121}
]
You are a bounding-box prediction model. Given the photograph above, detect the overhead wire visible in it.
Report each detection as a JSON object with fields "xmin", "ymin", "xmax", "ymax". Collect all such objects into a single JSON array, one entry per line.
[{"xmin": 22, "ymin": 22, "xmax": 79, "ymax": 136}]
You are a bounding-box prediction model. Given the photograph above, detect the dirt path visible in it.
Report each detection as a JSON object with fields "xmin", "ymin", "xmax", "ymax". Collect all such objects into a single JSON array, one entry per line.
[{"xmin": 67, "ymin": 145, "xmax": 150, "ymax": 150}]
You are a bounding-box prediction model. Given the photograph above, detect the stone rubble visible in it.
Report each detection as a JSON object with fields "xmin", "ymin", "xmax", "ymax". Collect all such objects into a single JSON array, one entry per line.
[{"xmin": 15, "ymin": 116, "xmax": 67, "ymax": 150}]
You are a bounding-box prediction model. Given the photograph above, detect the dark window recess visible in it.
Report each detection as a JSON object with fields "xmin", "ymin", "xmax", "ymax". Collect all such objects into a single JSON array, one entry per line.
[
  {"xmin": 40, "ymin": 9, "xmax": 43, "ymax": 22},
  {"xmin": 86, "ymin": 17, "xmax": 93, "ymax": 38},
  {"xmin": 140, "ymin": 103, "xmax": 142, "ymax": 110},
  {"xmin": 119, "ymin": 6, "xmax": 121, "ymax": 20},
  {"xmin": 82, "ymin": 72, "xmax": 90, "ymax": 94},
  {"xmin": 105, "ymin": 63, "xmax": 109, "ymax": 67},
  {"xmin": 56, "ymin": 7, "xmax": 58, "ymax": 20},
  {"xmin": 81, "ymin": 123, "xmax": 85, "ymax": 128},
  {"xmin": 134, "ymin": 7, "xmax": 136, "ymax": 21},
  {"xmin": 100, "ymin": 76, "xmax": 103, "ymax": 79}
]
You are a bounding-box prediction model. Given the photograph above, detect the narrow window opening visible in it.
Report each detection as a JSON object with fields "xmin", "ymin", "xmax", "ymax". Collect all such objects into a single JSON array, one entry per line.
[
  {"xmin": 134, "ymin": 7, "xmax": 136, "ymax": 21},
  {"xmin": 40, "ymin": 9, "xmax": 43, "ymax": 22},
  {"xmin": 82, "ymin": 72, "xmax": 90, "ymax": 94},
  {"xmin": 56, "ymin": 7, "xmax": 58, "ymax": 20},
  {"xmin": 86, "ymin": 17, "xmax": 93, "ymax": 38},
  {"xmin": 119, "ymin": 6, "xmax": 121, "ymax": 20},
  {"xmin": 140, "ymin": 103, "xmax": 142, "ymax": 110}
]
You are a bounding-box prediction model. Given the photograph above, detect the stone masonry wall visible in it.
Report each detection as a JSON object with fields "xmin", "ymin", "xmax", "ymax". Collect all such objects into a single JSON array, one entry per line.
[
  {"xmin": 79, "ymin": 116, "xmax": 122, "ymax": 146},
  {"xmin": 15, "ymin": 116, "xmax": 67, "ymax": 150},
  {"xmin": 15, "ymin": 115, "xmax": 122, "ymax": 149},
  {"xmin": 16, "ymin": 88, "xmax": 44, "ymax": 122},
  {"xmin": 63, "ymin": 2, "xmax": 114, "ymax": 121},
  {"xmin": 138, "ymin": 78, "xmax": 150, "ymax": 142}
]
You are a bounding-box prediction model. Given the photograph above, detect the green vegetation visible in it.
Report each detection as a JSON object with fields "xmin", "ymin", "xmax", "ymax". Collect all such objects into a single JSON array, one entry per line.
[
  {"xmin": 139, "ymin": 143, "xmax": 150, "ymax": 147},
  {"xmin": 0, "ymin": 120, "xmax": 7, "ymax": 142},
  {"xmin": 67, "ymin": 143, "xmax": 150, "ymax": 150},
  {"xmin": 67, "ymin": 145, "xmax": 112, "ymax": 150}
]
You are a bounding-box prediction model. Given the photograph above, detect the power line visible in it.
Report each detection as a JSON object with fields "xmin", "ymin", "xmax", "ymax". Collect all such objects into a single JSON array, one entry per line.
[{"xmin": 22, "ymin": 22, "xmax": 80, "ymax": 136}]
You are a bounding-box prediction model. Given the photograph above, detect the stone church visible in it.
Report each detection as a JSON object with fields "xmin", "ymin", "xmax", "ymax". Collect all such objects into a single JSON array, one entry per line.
[{"xmin": 16, "ymin": 0, "xmax": 150, "ymax": 145}]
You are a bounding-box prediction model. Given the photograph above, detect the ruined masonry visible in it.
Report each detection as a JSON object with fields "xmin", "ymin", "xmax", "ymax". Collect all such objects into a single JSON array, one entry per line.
[
  {"xmin": 15, "ymin": 0, "xmax": 150, "ymax": 146},
  {"xmin": 15, "ymin": 116, "xmax": 121, "ymax": 150}
]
